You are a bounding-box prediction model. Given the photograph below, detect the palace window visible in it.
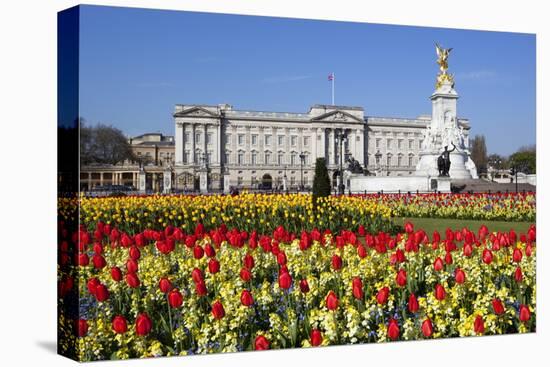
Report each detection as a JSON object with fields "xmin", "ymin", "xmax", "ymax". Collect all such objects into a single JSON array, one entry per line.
[
  {"xmin": 398, "ymin": 139, "xmax": 403, "ymax": 149},
  {"xmin": 195, "ymin": 133, "xmax": 201, "ymax": 144},
  {"xmin": 409, "ymin": 139, "xmax": 414, "ymax": 149},
  {"xmin": 206, "ymin": 133, "xmax": 213, "ymax": 145},
  {"xmin": 237, "ymin": 176, "xmax": 243, "ymax": 186},
  {"xmin": 224, "ymin": 151, "xmax": 230, "ymax": 164},
  {"xmin": 303, "ymin": 136, "xmax": 309, "ymax": 146},
  {"xmin": 264, "ymin": 152, "xmax": 271, "ymax": 164},
  {"xmin": 251, "ymin": 134, "xmax": 258, "ymax": 145},
  {"xmin": 376, "ymin": 138, "xmax": 381, "ymax": 148},
  {"xmin": 291, "ymin": 136, "xmax": 297, "ymax": 146},
  {"xmin": 408, "ymin": 154, "xmax": 414, "ymax": 167},
  {"xmin": 387, "ymin": 139, "xmax": 392, "ymax": 149},
  {"xmin": 184, "ymin": 151, "xmax": 190, "ymax": 163},
  {"xmin": 238, "ymin": 152, "xmax": 244, "ymax": 165},
  {"xmin": 278, "ymin": 153, "xmax": 284, "ymax": 165},
  {"xmin": 184, "ymin": 132, "xmax": 190, "ymax": 142},
  {"xmin": 207, "ymin": 151, "xmax": 212, "ymax": 163},
  {"xmin": 278, "ymin": 136, "xmax": 284, "ymax": 146},
  {"xmin": 225, "ymin": 134, "xmax": 231, "ymax": 145},
  {"xmin": 251, "ymin": 152, "xmax": 257, "ymax": 165},
  {"xmin": 265, "ymin": 135, "xmax": 272, "ymax": 145},
  {"xmin": 290, "ymin": 176, "xmax": 296, "ymax": 186},
  {"xmin": 238, "ymin": 134, "xmax": 245, "ymax": 146},
  {"xmin": 291, "ymin": 153, "xmax": 297, "ymax": 165},
  {"xmin": 397, "ymin": 155, "xmax": 403, "ymax": 167},
  {"xmin": 386, "ymin": 154, "xmax": 392, "ymax": 167}
]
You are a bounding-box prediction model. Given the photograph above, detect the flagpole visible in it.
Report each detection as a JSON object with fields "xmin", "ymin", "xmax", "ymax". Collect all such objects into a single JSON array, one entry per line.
[{"xmin": 332, "ymin": 72, "xmax": 335, "ymax": 105}]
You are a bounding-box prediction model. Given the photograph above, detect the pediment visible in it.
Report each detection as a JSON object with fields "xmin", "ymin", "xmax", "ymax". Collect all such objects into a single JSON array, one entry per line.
[
  {"xmin": 310, "ymin": 110, "xmax": 363, "ymax": 123},
  {"xmin": 173, "ymin": 106, "xmax": 219, "ymax": 118}
]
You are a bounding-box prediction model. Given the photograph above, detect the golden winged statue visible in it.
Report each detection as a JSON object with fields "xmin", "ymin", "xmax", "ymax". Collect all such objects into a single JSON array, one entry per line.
[{"xmin": 435, "ymin": 43, "xmax": 455, "ymax": 89}]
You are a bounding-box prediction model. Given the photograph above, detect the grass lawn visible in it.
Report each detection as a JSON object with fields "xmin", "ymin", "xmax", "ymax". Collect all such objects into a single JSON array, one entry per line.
[{"xmin": 393, "ymin": 217, "xmax": 535, "ymax": 235}]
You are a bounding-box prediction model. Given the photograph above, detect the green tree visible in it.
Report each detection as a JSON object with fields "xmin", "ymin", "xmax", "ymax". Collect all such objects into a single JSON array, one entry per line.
[
  {"xmin": 312, "ymin": 157, "xmax": 331, "ymax": 209},
  {"xmin": 509, "ymin": 145, "xmax": 536, "ymax": 174},
  {"xmin": 470, "ymin": 135, "xmax": 488, "ymax": 175}
]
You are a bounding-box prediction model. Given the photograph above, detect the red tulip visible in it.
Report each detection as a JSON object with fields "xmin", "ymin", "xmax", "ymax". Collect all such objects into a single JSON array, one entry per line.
[
  {"xmin": 168, "ymin": 289, "xmax": 184, "ymax": 308},
  {"xmin": 299, "ymin": 279, "xmax": 310, "ymax": 293},
  {"xmin": 519, "ymin": 304, "xmax": 531, "ymax": 322},
  {"xmin": 195, "ymin": 280, "xmax": 207, "ymax": 296},
  {"xmin": 191, "ymin": 268, "xmax": 204, "ymax": 284},
  {"xmin": 254, "ymin": 335, "xmax": 270, "ymax": 350},
  {"xmin": 240, "ymin": 268, "xmax": 252, "ymax": 282},
  {"xmin": 421, "ymin": 318, "xmax": 433, "ymax": 337},
  {"xmin": 357, "ymin": 245, "xmax": 367, "ymax": 258},
  {"xmin": 87, "ymin": 277, "xmax": 100, "ymax": 296},
  {"xmin": 126, "ymin": 258, "xmax": 138, "ymax": 274},
  {"xmin": 95, "ymin": 284, "xmax": 109, "ymax": 302},
  {"xmin": 240, "ymin": 289, "xmax": 254, "ymax": 306},
  {"xmin": 408, "ymin": 293, "xmax": 419, "ymax": 313},
  {"xmin": 129, "ymin": 246, "xmax": 140, "ymax": 260},
  {"xmin": 482, "ymin": 249, "xmax": 493, "ymax": 264},
  {"xmin": 208, "ymin": 258, "xmax": 220, "ymax": 274},
  {"xmin": 514, "ymin": 267, "xmax": 523, "ymax": 282},
  {"xmin": 433, "ymin": 257, "xmax": 444, "ymax": 271},
  {"xmin": 92, "ymin": 254, "xmax": 106, "ymax": 269},
  {"xmin": 204, "ymin": 243, "xmax": 216, "ymax": 257},
  {"xmin": 396, "ymin": 269, "xmax": 407, "ymax": 287},
  {"xmin": 211, "ymin": 300, "xmax": 225, "ymax": 320},
  {"xmin": 387, "ymin": 318, "xmax": 400, "ymax": 340},
  {"xmin": 463, "ymin": 243, "xmax": 473, "ymax": 257},
  {"xmin": 278, "ymin": 271, "xmax": 292, "ymax": 290},
  {"xmin": 455, "ymin": 268, "xmax": 466, "ymax": 284},
  {"xmin": 376, "ymin": 287, "xmax": 390, "ymax": 305},
  {"xmin": 111, "ymin": 267, "xmax": 122, "ymax": 282},
  {"xmin": 352, "ymin": 277, "xmax": 364, "ymax": 300},
  {"xmin": 112, "ymin": 315, "xmax": 128, "ymax": 334},
  {"xmin": 326, "ymin": 291, "xmax": 339, "ymax": 311},
  {"xmin": 331, "ymin": 255, "xmax": 343, "ymax": 270},
  {"xmin": 159, "ymin": 278, "xmax": 172, "ymax": 293},
  {"xmin": 513, "ymin": 248, "xmax": 523, "ymax": 263},
  {"xmin": 135, "ymin": 313, "xmax": 152, "ymax": 336},
  {"xmin": 243, "ymin": 254, "xmax": 255, "ymax": 270},
  {"xmin": 445, "ymin": 251, "xmax": 453, "ymax": 265},
  {"xmin": 277, "ymin": 252, "xmax": 287, "ymax": 266},
  {"xmin": 404, "ymin": 221, "xmax": 414, "ymax": 234},
  {"xmin": 126, "ymin": 273, "xmax": 140, "ymax": 288},
  {"xmin": 77, "ymin": 319, "xmax": 88, "ymax": 337},
  {"xmin": 474, "ymin": 315, "xmax": 484, "ymax": 334},
  {"xmin": 193, "ymin": 245, "xmax": 204, "ymax": 259},
  {"xmin": 492, "ymin": 298, "xmax": 505, "ymax": 315},
  {"xmin": 310, "ymin": 329, "xmax": 323, "ymax": 346},
  {"xmin": 78, "ymin": 253, "xmax": 89, "ymax": 266},
  {"xmin": 434, "ymin": 284, "xmax": 446, "ymax": 301}
]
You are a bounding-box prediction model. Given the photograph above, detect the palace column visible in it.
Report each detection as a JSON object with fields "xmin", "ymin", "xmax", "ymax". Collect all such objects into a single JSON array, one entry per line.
[
  {"xmin": 175, "ymin": 122, "xmax": 183, "ymax": 165},
  {"xmin": 216, "ymin": 123, "xmax": 222, "ymax": 165},
  {"xmin": 329, "ymin": 129, "xmax": 335, "ymax": 166},
  {"xmin": 191, "ymin": 124, "xmax": 196, "ymax": 165},
  {"xmin": 203, "ymin": 124, "xmax": 208, "ymax": 163},
  {"xmin": 349, "ymin": 129, "xmax": 356, "ymax": 160},
  {"xmin": 311, "ymin": 128, "xmax": 317, "ymax": 164}
]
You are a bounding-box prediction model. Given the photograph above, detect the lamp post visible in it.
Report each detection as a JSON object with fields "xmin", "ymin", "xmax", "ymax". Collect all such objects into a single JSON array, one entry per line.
[
  {"xmin": 283, "ymin": 165, "xmax": 288, "ymax": 193},
  {"xmin": 335, "ymin": 129, "xmax": 347, "ymax": 195},
  {"xmin": 299, "ymin": 152, "xmax": 306, "ymax": 191}
]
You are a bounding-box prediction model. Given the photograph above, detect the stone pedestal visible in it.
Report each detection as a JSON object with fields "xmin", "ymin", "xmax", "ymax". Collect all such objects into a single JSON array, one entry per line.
[
  {"xmin": 223, "ymin": 171, "xmax": 231, "ymax": 194},
  {"xmin": 138, "ymin": 171, "xmax": 146, "ymax": 193},
  {"xmin": 430, "ymin": 177, "xmax": 451, "ymax": 193},
  {"xmin": 163, "ymin": 169, "xmax": 172, "ymax": 194},
  {"xmin": 199, "ymin": 168, "xmax": 208, "ymax": 194}
]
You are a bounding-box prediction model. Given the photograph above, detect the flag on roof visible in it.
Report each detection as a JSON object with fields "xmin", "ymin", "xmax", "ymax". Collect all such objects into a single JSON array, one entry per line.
[{"xmin": 328, "ymin": 72, "xmax": 334, "ymax": 81}]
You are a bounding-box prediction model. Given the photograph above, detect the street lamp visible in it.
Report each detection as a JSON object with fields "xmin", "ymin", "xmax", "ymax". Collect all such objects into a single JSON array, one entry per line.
[
  {"xmin": 334, "ymin": 129, "xmax": 348, "ymax": 195},
  {"xmin": 283, "ymin": 165, "xmax": 288, "ymax": 193},
  {"xmin": 299, "ymin": 152, "xmax": 306, "ymax": 191}
]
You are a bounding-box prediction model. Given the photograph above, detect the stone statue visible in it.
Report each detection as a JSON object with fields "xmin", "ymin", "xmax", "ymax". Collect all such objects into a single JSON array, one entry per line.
[
  {"xmin": 435, "ymin": 43, "xmax": 455, "ymax": 89},
  {"xmin": 438, "ymin": 142, "xmax": 456, "ymax": 176}
]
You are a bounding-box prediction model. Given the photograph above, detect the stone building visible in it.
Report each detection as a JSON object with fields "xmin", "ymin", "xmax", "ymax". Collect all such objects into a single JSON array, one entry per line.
[{"xmin": 173, "ymin": 103, "xmax": 471, "ymax": 191}]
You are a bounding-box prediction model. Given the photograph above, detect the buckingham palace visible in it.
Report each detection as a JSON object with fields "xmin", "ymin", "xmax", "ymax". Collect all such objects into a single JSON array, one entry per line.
[{"xmin": 173, "ymin": 103, "xmax": 471, "ymax": 191}]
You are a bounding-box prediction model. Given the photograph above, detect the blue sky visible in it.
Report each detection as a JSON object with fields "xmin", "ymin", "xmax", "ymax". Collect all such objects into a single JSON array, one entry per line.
[{"xmin": 79, "ymin": 5, "xmax": 536, "ymax": 156}]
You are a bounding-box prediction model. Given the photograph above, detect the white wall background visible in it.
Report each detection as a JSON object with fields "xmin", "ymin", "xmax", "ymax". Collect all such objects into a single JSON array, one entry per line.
[{"xmin": 0, "ymin": 1, "xmax": 546, "ymax": 366}]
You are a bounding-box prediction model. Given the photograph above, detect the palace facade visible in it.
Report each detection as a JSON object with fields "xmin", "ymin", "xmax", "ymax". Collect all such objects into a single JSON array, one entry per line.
[{"xmin": 173, "ymin": 103, "xmax": 471, "ymax": 191}]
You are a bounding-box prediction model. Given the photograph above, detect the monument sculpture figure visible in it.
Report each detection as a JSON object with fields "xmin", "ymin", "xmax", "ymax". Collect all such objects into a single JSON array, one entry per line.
[
  {"xmin": 346, "ymin": 156, "xmax": 364, "ymax": 174},
  {"xmin": 437, "ymin": 143, "xmax": 456, "ymax": 176}
]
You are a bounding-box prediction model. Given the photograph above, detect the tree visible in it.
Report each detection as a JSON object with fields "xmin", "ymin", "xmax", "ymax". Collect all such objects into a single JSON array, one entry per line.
[
  {"xmin": 312, "ymin": 158, "xmax": 331, "ymax": 209},
  {"xmin": 509, "ymin": 145, "xmax": 536, "ymax": 174},
  {"xmin": 80, "ymin": 122, "xmax": 135, "ymax": 165},
  {"xmin": 470, "ymin": 135, "xmax": 488, "ymax": 175}
]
